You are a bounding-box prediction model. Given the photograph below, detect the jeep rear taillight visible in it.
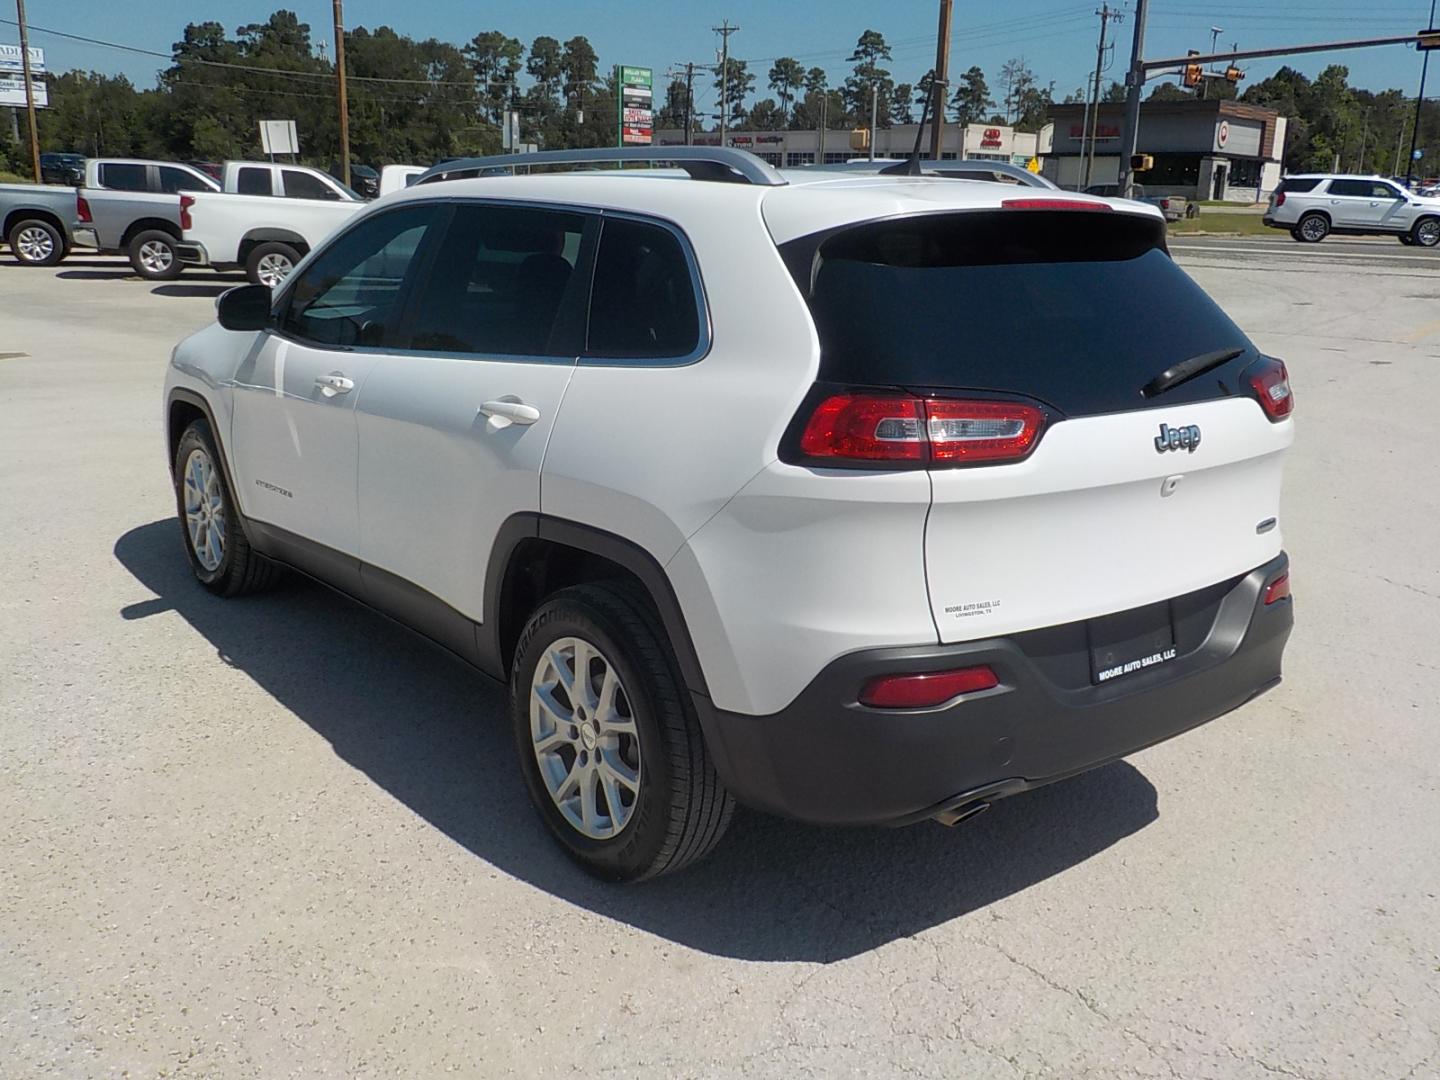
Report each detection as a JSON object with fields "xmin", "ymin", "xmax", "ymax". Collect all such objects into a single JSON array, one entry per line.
[
  {"xmin": 179, "ymin": 194, "xmax": 195, "ymax": 232},
  {"xmin": 797, "ymin": 393, "xmax": 1046, "ymax": 467},
  {"xmin": 1245, "ymin": 357, "xmax": 1294, "ymax": 421},
  {"xmin": 76, "ymin": 194, "xmax": 92, "ymax": 223}
]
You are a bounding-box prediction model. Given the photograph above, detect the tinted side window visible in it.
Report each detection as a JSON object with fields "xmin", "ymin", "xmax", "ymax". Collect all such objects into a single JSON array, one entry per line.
[
  {"xmin": 159, "ymin": 166, "xmax": 211, "ymax": 193},
  {"xmin": 279, "ymin": 205, "xmax": 437, "ymax": 348},
  {"xmin": 408, "ymin": 204, "xmax": 588, "ymax": 357},
  {"xmin": 1276, "ymin": 177, "xmax": 1320, "ymax": 194},
  {"xmin": 586, "ymin": 218, "xmax": 701, "ymax": 361},
  {"xmin": 283, "ymin": 169, "xmax": 341, "ymax": 201},
  {"xmin": 99, "ymin": 163, "xmax": 147, "ymax": 192},
  {"xmin": 1373, "ymin": 182, "xmax": 1404, "ymax": 199},
  {"xmin": 237, "ymin": 167, "xmax": 273, "ymax": 196},
  {"xmin": 1326, "ymin": 179, "xmax": 1371, "ymax": 197}
]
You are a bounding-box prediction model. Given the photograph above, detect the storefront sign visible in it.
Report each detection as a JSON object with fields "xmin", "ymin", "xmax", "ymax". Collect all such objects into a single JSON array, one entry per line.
[{"xmin": 1217, "ymin": 120, "xmax": 1230, "ymax": 148}]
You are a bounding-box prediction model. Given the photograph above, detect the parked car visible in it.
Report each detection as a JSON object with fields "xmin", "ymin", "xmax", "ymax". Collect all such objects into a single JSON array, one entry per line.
[
  {"xmin": 163, "ymin": 147, "xmax": 1294, "ymax": 881},
  {"xmin": 378, "ymin": 164, "xmax": 426, "ymax": 196},
  {"xmin": 805, "ymin": 158, "xmax": 1059, "ymax": 189},
  {"xmin": 332, "ymin": 162, "xmax": 380, "ymax": 199},
  {"xmin": 0, "ymin": 181, "xmax": 80, "ymax": 265},
  {"xmin": 1084, "ymin": 183, "xmax": 1189, "ymax": 222},
  {"xmin": 175, "ymin": 188, "xmax": 364, "ymax": 285},
  {"xmin": 71, "ymin": 158, "xmax": 222, "ymax": 279},
  {"xmin": 1264, "ymin": 174, "xmax": 1440, "ymax": 246},
  {"xmin": 39, "ymin": 152, "xmax": 85, "ymax": 186}
]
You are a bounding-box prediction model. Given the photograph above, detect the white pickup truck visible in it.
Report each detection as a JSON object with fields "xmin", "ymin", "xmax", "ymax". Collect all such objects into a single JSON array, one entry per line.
[{"xmin": 176, "ymin": 191, "xmax": 363, "ymax": 285}]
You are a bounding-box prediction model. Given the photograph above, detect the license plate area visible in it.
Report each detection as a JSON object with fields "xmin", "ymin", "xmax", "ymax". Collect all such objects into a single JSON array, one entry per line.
[{"xmin": 1089, "ymin": 601, "xmax": 1176, "ymax": 684}]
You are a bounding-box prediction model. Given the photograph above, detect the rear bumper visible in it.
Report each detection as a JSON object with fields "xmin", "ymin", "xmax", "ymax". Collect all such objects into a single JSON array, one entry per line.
[
  {"xmin": 176, "ymin": 242, "xmax": 210, "ymax": 266},
  {"xmin": 72, "ymin": 227, "xmax": 99, "ymax": 249},
  {"xmin": 697, "ymin": 553, "xmax": 1292, "ymax": 826}
]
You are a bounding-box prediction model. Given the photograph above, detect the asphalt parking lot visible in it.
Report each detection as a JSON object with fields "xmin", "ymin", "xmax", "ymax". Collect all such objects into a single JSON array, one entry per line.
[{"xmin": 2, "ymin": 236, "xmax": 1437, "ymax": 1079}]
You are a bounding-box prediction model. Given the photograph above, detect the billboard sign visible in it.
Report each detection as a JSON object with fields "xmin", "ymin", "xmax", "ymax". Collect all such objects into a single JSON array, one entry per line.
[
  {"xmin": 616, "ymin": 65, "xmax": 653, "ymax": 146},
  {"xmin": 0, "ymin": 44, "xmax": 47, "ymax": 108},
  {"xmin": 259, "ymin": 119, "xmax": 300, "ymax": 156}
]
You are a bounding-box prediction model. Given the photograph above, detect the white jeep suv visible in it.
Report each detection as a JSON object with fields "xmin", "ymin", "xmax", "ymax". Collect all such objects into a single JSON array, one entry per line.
[
  {"xmin": 1263, "ymin": 173, "xmax": 1440, "ymax": 246},
  {"xmin": 164, "ymin": 148, "xmax": 1295, "ymax": 881}
]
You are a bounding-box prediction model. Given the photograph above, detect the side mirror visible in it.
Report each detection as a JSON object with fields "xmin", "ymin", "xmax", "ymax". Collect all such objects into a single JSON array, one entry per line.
[{"xmin": 216, "ymin": 284, "xmax": 273, "ymax": 332}]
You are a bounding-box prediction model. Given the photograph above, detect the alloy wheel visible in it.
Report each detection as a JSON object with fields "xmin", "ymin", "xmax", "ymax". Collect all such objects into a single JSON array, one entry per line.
[
  {"xmin": 15, "ymin": 226, "xmax": 54, "ymax": 262},
  {"xmin": 182, "ymin": 447, "xmax": 227, "ymax": 572},
  {"xmin": 1300, "ymin": 216, "xmax": 1327, "ymax": 242},
  {"xmin": 138, "ymin": 239, "xmax": 174, "ymax": 274},
  {"xmin": 255, "ymin": 253, "xmax": 294, "ymax": 287},
  {"xmin": 529, "ymin": 636, "xmax": 642, "ymax": 840},
  {"xmin": 1417, "ymin": 220, "xmax": 1440, "ymax": 247}
]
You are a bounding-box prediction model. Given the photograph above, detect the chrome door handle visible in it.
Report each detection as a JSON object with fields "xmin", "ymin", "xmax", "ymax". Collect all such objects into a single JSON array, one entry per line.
[
  {"xmin": 479, "ymin": 398, "xmax": 541, "ymax": 425},
  {"xmin": 315, "ymin": 373, "xmax": 354, "ymax": 397}
]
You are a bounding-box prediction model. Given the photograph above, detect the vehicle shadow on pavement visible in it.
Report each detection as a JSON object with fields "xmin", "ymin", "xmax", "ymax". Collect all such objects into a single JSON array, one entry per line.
[
  {"xmin": 151, "ymin": 284, "xmax": 236, "ymax": 298},
  {"xmin": 115, "ymin": 519, "xmax": 1159, "ymax": 963}
]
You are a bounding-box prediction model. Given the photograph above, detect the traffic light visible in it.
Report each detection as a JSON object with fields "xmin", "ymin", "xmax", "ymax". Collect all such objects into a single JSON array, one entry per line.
[
  {"xmin": 1224, "ymin": 65, "xmax": 1245, "ymax": 84},
  {"xmin": 849, "ymin": 128, "xmax": 871, "ymax": 151},
  {"xmin": 1130, "ymin": 154, "xmax": 1154, "ymax": 172},
  {"xmin": 1418, "ymin": 29, "xmax": 1440, "ymax": 50},
  {"xmin": 1183, "ymin": 50, "xmax": 1202, "ymax": 88}
]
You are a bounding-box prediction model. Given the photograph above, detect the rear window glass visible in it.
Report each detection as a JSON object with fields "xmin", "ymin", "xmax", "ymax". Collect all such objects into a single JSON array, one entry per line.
[
  {"xmin": 237, "ymin": 167, "xmax": 273, "ymax": 196},
  {"xmin": 781, "ymin": 211, "xmax": 1253, "ymax": 417},
  {"xmin": 1276, "ymin": 177, "xmax": 1320, "ymax": 194}
]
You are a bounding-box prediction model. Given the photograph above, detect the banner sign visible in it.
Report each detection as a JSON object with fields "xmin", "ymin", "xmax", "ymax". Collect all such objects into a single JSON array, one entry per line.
[
  {"xmin": 616, "ymin": 65, "xmax": 653, "ymax": 146},
  {"xmin": 0, "ymin": 44, "xmax": 47, "ymax": 108}
]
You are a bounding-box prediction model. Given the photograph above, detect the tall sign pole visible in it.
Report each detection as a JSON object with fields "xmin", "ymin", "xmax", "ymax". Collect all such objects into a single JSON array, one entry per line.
[
  {"xmin": 332, "ymin": 0, "xmax": 350, "ymax": 188},
  {"xmin": 1407, "ymin": 0, "xmax": 1437, "ymax": 186},
  {"xmin": 713, "ymin": 21, "xmax": 738, "ymax": 144},
  {"xmin": 15, "ymin": 0, "xmax": 40, "ymax": 183},
  {"xmin": 1117, "ymin": 0, "xmax": 1149, "ymax": 198},
  {"xmin": 929, "ymin": 0, "xmax": 953, "ymax": 160}
]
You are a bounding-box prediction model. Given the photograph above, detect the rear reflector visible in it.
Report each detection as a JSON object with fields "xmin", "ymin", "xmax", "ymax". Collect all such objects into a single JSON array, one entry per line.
[
  {"xmin": 860, "ymin": 666, "xmax": 999, "ymax": 709},
  {"xmin": 76, "ymin": 194, "xmax": 92, "ymax": 224},
  {"xmin": 1001, "ymin": 198, "xmax": 1112, "ymax": 212},
  {"xmin": 1246, "ymin": 357, "xmax": 1294, "ymax": 421},
  {"xmin": 798, "ymin": 393, "xmax": 1045, "ymax": 466},
  {"xmin": 1264, "ymin": 572, "xmax": 1290, "ymax": 605}
]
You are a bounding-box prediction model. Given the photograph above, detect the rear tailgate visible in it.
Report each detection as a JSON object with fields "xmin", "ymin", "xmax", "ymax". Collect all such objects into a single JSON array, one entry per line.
[{"xmin": 784, "ymin": 205, "xmax": 1293, "ymax": 645}]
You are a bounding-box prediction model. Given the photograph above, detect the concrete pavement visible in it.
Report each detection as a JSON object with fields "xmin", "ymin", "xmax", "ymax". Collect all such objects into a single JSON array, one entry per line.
[{"xmin": 1, "ymin": 248, "xmax": 1437, "ymax": 1079}]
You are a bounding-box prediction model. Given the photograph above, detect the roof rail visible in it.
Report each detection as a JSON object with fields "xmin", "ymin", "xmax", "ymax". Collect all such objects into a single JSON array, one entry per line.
[{"xmin": 416, "ymin": 146, "xmax": 787, "ymax": 188}]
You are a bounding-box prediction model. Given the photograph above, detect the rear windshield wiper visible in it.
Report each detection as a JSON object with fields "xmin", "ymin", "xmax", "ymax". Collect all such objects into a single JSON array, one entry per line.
[{"xmin": 1141, "ymin": 347, "xmax": 1245, "ymax": 399}]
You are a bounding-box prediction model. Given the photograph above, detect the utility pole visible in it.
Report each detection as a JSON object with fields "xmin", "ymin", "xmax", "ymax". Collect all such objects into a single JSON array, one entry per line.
[
  {"xmin": 15, "ymin": 0, "xmax": 40, "ymax": 183},
  {"xmin": 331, "ymin": 0, "xmax": 350, "ymax": 187},
  {"xmin": 1117, "ymin": 0, "xmax": 1149, "ymax": 198},
  {"xmin": 1357, "ymin": 107, "xmax": 1370, "ymax": 172},
  {"xmin": 929, "ymin": 0, "xmax": 953, "ymax": 160},
  {"xmin": 685, "ymin": 62, "xmax": 695, "ymax": 144},
  {"xmin": 819, "ymin": 93, "xmax": 827, "ymax": 162},
  {"xmin": 713, "ymin": 20, "xmax": 738, "ymax": 143},
  {"xmin": 1085, "ymin": 4, "xmax": 1121, "ymax": 188},
  {"xmin": 1407, "ymin": 0, "xmax": 1436, "ymax": 186}
]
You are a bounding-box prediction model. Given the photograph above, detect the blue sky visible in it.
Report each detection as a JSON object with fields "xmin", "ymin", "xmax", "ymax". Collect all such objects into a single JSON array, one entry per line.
[{"xmin": 6, "ymin": 0, "xmax": 1430, "ymax": 107}]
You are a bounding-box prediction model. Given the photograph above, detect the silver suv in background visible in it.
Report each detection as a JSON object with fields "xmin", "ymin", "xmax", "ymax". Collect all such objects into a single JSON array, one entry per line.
[{"xmin": 1264, "ymin": 174, "xmax": 1440, "ymax": 246}]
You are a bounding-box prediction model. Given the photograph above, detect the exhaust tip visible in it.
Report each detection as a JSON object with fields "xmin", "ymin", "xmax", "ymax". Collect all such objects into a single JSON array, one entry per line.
[{"xmin": 933, "ymin": 800, "xmax": 991, "ymax": 828}]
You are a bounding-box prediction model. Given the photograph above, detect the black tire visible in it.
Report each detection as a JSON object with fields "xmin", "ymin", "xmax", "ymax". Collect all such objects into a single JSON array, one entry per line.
[
  {"xmin": 1295, "ymin": 212, "xmax": 1329, "ymax": 243},
  {"xmin": 173, "ymin": 419, "xmax": 283, "ymax": 597},
  {"xmin": 128, "ymin": 229, "xmax": 183, "ymax": 280},
  {"xmin": 1409, "ymin": 217, "xmax": 1440, "ymax": 248},
  {"xmin": 1289, "ymin": 228, "xmax": 1303, "ymax": 242},
  {"xmin": 1400, "ymin": 234, "xmax": 1417, "ymax": 246},
  {"xmin": 7, "ymin": 217, "xmax": 64, "ymax": 266},
  {"xmin": 245, "ymin": 241, "xmax": 301, "ymax": 287},
  {"xmin": 510, "ymin": 582, "xmax": 734, "ymax": 882}
]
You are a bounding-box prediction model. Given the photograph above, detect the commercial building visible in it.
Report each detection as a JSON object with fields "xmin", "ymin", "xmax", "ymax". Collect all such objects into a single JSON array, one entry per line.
[
  {"xmin": 654, "ymin": 122, "xmax": 1047, "ymax": 169},
  {"xmin": 1046, "ymin": 99, "xmax": 1286, "ymax": 202}
]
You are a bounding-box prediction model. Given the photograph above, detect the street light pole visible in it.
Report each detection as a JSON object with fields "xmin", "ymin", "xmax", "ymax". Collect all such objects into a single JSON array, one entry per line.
[
  {"xmin": 1406, "ymin": 0, "xmax": 1436, "ymax": 186},
  {"xmin": 15, "ymin": 0, "xmax": 41, "ymax": 183}
]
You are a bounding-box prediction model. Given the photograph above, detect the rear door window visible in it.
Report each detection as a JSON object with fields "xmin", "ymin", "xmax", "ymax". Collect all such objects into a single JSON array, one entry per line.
[
  {"xmin": 780, "ymin": 210, "xmax": 1253, "ymax": 417},
  {"xmin": 1325, "ymin": 179, "xmax": 1372, "ymax": 197},
  {"xmin": 236, "ymin": 167, "xmax": 273, "ymax": 196},
  {"xmin": 99, "ymin": 163, "xmax": 147, "ymax": 191}
]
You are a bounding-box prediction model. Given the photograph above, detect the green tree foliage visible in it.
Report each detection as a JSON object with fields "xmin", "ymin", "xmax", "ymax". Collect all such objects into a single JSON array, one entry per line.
[
  {"xmin": 465, "ymin": 30, "xmax": 523, "ymax": 124},
  {"xmin": 950, "ymin": 66, "xmax": 992, "ymax": 125},
  {"xmin": 745, "ymin": 98, "xmax": 785, "ymax": 131},
  {"xmin": 654, "ymin": 77, "xmax": 690, "ymax": 130},
  {"xmin": 767, "ymin": 57, "xmax": 805, "ymax": 124},
  {"xmin": 844, "ymin": 30, "xmax": 895, "ymax": 128},
  {"xmin": 713, "ymin": 58, "xmax": 755, "ymax": 125}
]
